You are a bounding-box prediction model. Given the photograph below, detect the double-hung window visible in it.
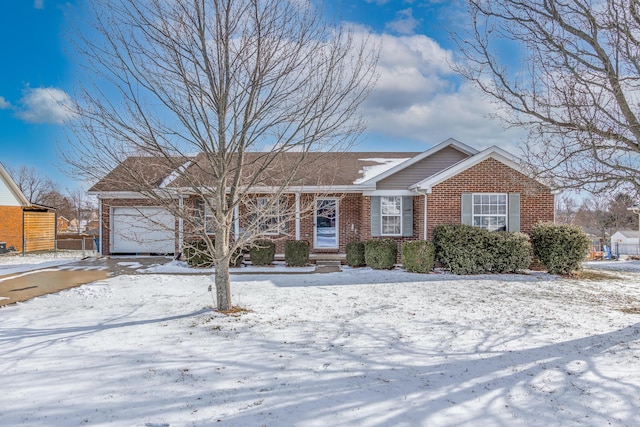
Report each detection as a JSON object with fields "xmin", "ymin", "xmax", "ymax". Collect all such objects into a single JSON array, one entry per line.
[
  {"xmin": 381, "ymin": 196, "xmax": 402, "ymax": 235},
  {"xmin": 195, "ymin": 197, "xmax": 216, "ymax": 234},
  {"xmin": 472, "ymin": 193, "xmax": 507, "ymax": 231},
  {"xmin": 257, "ymin": 197, "xmax": 282, "ymax": 235}
]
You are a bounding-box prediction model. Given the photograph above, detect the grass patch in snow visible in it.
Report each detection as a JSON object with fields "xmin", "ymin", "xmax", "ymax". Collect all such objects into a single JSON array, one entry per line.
[{"xmin": 572, "ymin": 269, "xmax": 623, "ymax": 281}]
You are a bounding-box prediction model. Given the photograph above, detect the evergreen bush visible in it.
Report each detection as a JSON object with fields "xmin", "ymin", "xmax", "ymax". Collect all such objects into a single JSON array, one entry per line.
[
  {"xmin": 346, "ymin": 241, "xmax": 366, "ymax": 267},
  {"xmin": 433, "ymin": 224, "xmax": 491, "ymax": 274},
  {"xmin": 184, "ymin": 239, "xmax": 213, "ymax": 267},
  {"xmin": 364, "ymin": 239, "xmax": 397, "ymax": 270},
  {"xmin": 249, "ymin": 239, "xmax": 276, "ymax": 266},
  {"xmin": 486, "ymin": 231, "xmax": 532, "ymax": 273},
  {"xmin": 530, "ymin": 222, "xmax": 589, "ymax": 275},
  {"xmin": 184, "ymin": 239, "xmax": 244, "ymax": 267},
  {"xmin": 433, "ymin": 224, "xmax": 532, "ymax": 274},
  {"xmin": 284, "ymin": 240, "xmax": 310, "ymax": 267},
  {"xmin": 401, "ymin": 240, "xmax": 435, "ymax": 273}
]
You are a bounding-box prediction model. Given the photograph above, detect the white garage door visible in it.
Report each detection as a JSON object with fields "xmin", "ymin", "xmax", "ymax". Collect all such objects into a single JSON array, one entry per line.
[{"xmin": 111, "ymin": 207, "xmax": 175, "ymax": 254}]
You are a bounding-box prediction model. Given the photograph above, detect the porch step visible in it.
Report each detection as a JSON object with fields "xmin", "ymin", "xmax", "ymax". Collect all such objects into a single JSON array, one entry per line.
[{"xmin": 315, "ymin": 260, "xmax": 342, "ymax": 267}]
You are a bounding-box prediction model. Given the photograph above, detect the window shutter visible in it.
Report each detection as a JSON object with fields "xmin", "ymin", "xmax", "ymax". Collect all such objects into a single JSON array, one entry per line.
[
  {"xmin": 402, "ymin": 196, "xmax": 414, "ymax": 237},
  {"xmin": 461, "ymin": 193, "xmax": 472, "ymax": 225},
  {"xmin": 370, "ymin": 196, "xmax": 381, "ymax": 237},
  {"xmin": 508, "ymin": 193, "xmax": 521, "ymax": 232}
]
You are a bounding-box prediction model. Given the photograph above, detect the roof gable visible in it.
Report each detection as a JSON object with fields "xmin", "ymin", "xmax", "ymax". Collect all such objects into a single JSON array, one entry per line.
[
  {"xmin": 410, "ymin": 146, "xmax": 550, "ymax": 192},
  {"xmin": 0, "ymin": 163, "xmax": 29, "ymax": 207},
  {"xmin": 358, "ymin": 138, "xmax": 478, "ymax": 187}
]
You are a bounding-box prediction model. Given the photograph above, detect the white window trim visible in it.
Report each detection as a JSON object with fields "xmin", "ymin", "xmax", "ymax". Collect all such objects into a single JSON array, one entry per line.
[
  {"xmin": 258, "ymin": 197, "xmax": 283, "ymax": 235},
  {"xmin": 381, "ymin": 195, "xmax": 403, "ymax": 236},
  {"xmin": 472, "ymin": 193, "xmax": 508, "ymax": 231},
  {"xmin": 314, "ymin": 197, "xmax": 339, "ymax": 249}
]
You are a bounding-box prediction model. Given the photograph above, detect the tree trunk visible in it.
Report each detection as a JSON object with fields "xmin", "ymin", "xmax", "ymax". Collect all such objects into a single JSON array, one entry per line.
[
  {"xmin": 213, "ymin": 258, "xmax": 232, "ymax": 311},
  {"xmin": 213, "ymin": 223, "xmax": 232, "ymax": 311}
]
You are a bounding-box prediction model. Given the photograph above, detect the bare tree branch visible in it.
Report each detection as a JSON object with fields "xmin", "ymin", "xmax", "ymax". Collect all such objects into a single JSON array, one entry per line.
[
  {"xmin": 64, "ymin": 0, "xmax": 377, "ymax": 311},
  {"xmin": 452, "ymin": 0, "xmax": 640, "ymax": 196}
]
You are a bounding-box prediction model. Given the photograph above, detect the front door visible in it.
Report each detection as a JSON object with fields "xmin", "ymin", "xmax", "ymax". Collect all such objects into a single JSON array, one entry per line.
[{"xmin": 314, "ymin": 198, "xmax": 338, "ymax": 249}]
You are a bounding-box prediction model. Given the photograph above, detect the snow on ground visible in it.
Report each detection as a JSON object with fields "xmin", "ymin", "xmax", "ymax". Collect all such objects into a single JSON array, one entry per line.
[
  {"xmin": 1, "ymin": 259, "xmax": 640, "ymax": 426},
  {"xmin": 0, "ymin": 251, "xmax": 83, "ymax": 276},
  {"xmin": 142, "ymin": 259, "xmax": 316, "ymax": 274}
]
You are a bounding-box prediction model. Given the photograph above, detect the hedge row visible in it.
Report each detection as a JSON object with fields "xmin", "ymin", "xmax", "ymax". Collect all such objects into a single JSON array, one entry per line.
[
  {"xmin": 187, "ymin": 222, "xmax": 588, "ymax": 275},
  {"xmin": 433, "ymin": 224, "xmax": 532, "ymax": 274},
  {"xmin": 185, "ymin": 239, "xmax": 311, "ymax": 268}
]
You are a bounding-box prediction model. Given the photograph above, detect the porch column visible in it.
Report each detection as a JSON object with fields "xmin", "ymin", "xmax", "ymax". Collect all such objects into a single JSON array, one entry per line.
[
  {"xmin": 234, "ymin": 205, "xmax": 240, "ymax": 241},
  {"xmin": 178, "ymin": 196, "xmax": 184, "ymax": 251},
  {"xmin": 295, "ymin": 193, "xmax": 301, "ymax": 240}
]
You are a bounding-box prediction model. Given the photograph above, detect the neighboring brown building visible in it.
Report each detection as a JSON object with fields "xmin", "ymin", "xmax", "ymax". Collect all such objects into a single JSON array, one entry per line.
[
  {"xmin": 89, "ymin": 139, "xmax": 556, "ymax": 256},
  {"xmin": 0, "ymin": 163, "xmax": 56, "ymax": 253}
]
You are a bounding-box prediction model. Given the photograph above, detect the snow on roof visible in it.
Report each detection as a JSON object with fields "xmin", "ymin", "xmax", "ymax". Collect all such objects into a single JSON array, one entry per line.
[
  {"xmin": 159, "ymin": 160, "xmax": 192, "ymax": 188},
  {"xmin": 353, "ymin": 158, "xmax": 411, "ymax": 184}
]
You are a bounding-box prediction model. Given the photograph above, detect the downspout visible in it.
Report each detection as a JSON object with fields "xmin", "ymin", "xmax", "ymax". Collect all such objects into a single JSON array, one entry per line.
[{"xmin": 419, "ymin": 189, "xmax": 429, "ymax": 240}]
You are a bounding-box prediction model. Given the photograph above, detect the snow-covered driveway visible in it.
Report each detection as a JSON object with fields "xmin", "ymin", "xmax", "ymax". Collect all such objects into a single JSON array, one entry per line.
[{"xmin": 1, "ymin": 261, "xmax": 640, "ymax": 426}]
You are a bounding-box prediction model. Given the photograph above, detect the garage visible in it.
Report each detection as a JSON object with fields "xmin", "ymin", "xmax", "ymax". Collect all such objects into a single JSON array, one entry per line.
[{"xmin": 111, "ymin": 207, "xmax": 176, "ymax": 254}]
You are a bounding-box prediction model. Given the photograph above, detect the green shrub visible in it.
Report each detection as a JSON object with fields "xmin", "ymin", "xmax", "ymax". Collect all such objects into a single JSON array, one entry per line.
[
  {"xmin": 250, "ymin": 239, "xmax": 276, "ymax": 266},
  {"xmin": 364, "ymin": 239, "xmax": 398, "ymax": 270},
  {"xmin": 530, "ymin": 222, "xmax": 589, "ymax": 275},
  {"xmin": 346, "ymin": 241, "xmax": 366, "ymax": 267},
  {"xmin": 433, "ymin": 224, "xmax": 491, "ymax": 274},
  {"xmin": 184, "ymin": 239, "xmax": 213, "ymax": 267},
  {"xmin": 184, "ymin": 239, "xmax": 244, "ymax": 268},
  {"xmin": 284, "ymin": 240, "xmax": 310, "ymax": 267},
  {"xmin": 486, "ymin": 232, "xmax": 532, "ymax": 273},
  {"xmin": 401, "ymin": 240, "xmax": 435, "ymax": 273},
  {"xmin": 433, "ymin": 224, "xmax": 532, "ymax": 274}
]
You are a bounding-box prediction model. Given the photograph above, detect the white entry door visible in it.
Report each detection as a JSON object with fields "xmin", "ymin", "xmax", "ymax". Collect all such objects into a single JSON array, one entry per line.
[{"xmin": 314, "ymin": 198, "xmax": 338, "ymax": 249}]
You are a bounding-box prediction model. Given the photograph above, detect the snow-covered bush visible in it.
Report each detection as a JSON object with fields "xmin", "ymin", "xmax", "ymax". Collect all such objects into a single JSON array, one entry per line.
[
  {"xmin": 364, "ymin": 239, "xmax": 397, "ymax": 270},
  {"xmin": 401, "ymin": 240, "xmax": 435, "ymax": 273},
  {"xmin": 284, "ymin": 240, "xmax": 310, "ymax": 267},
  {"xmin": 530, "ymin": 222, "xmax": 589, "ymax": 275},
  {"xmin": 346, "ymin": 241, "xmax": 366, "ymax": 267}
]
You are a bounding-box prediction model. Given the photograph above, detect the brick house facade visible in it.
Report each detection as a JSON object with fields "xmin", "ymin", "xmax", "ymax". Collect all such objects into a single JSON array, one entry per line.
[{"xmin": 90, "ymin": 139, "xmax": 555, "ymax": 257}]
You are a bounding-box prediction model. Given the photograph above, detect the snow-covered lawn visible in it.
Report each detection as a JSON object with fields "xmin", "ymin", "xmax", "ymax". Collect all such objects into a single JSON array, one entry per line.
[
  {"xmin": 2, "ymin": 257, "xmax": 640, "ymax": 426},
  {"xmin": 0, "ymin": 251, "xmax": 83, "ymax": 276}
]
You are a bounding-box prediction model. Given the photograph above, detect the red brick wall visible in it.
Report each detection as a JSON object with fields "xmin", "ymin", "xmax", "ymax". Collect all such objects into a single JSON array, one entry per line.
[
  {"xmin": 426, "ymin": 158, "xmax": 555, "ymax": 239},
  {"xmin": 0, "ymin": 206, "xmax": 24, "ymax": 252},
  {"xmin": 298, "ymin": 193, "xmax": 362, "ymax": 253}
]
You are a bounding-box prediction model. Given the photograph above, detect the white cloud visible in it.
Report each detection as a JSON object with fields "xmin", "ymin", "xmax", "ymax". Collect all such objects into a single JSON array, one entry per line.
[
  {"xmin": 34, "ymin": 0, "xmax": 44, "ymax": 9},
  {"xmin": 357, "ymin": 31, "xmax": 525, "ymax": 150},
  {"xmin": 0, "ymin": 96, "xmax": 10, "ymax": 109},
  {"xmin": 16, "ymin": 87, "xmax": 77, "ymax": 124},
  {"xmin": 386, "ymin": 8, "xmax": 420, "ymax": 35}
]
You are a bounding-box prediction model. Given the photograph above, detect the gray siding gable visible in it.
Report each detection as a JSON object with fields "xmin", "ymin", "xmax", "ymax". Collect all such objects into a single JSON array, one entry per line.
[{"xmin": 377, "ymin": 146, "xmax": 470, "ymax": 190}]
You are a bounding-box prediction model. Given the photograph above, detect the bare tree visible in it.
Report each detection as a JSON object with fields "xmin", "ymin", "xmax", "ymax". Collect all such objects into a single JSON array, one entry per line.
[
  {"xmin": 555, "ymin": 193, "xmax": 578, "ymax": 224},
  {"xmin": 453, "ymin": 0, "xmax": 640, "ymax": 195},
  {"xmin": 64, "ymin": 0, "xmax": 377, "ymax": 311},
  {"xmin": 5, "ymin": 165, "xmax": 58, "ymax": 205}
]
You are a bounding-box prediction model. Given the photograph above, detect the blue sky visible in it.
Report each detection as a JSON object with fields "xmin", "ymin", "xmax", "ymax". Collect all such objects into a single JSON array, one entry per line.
[{"xmin": 0, "ymin": 0, "xmax": 521, "ymax": 190}]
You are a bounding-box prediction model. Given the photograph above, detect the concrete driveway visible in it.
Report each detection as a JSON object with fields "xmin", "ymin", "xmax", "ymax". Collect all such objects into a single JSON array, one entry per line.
[{"xmin": 0, "ymin": 256, "xmax": 173, "ymax": 307}]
